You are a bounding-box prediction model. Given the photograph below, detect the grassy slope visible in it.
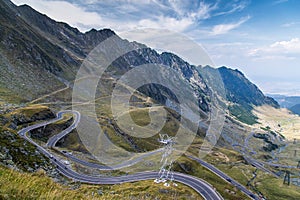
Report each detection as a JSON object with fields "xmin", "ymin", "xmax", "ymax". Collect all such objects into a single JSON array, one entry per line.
[
  {"xmin": 9, "ymin": 104, "xmax": 52, "ymax": 118},
  {"xmin": 0, "ymin": 105, "xmax": 55, "ymax": 171},
  {"xmin": 175, "ymin": 156, "xmax": 250, "ymax": 200},
  {"xmin": 3, "ymin": 102, "xmax": 300, "ymax": 200},
  {"xmin": 255, "ymin": 172, "xmax": 300, "ymax": 200},
  {"xmin": 0, "ymin": 165, "xmax": 202, "ymax": 200},
  {"xmin": 253, "ymin": 105, "xmax": 300, "ymax": 140},
  {"xmin": 24, "ymin": 103, "xmax": 299, "ymax": 199},
  {"xmin": 193, "ymin": 146, "xmax": 300, "ymax": 200},
  {"xmin": 0, "ymin": 86, "xmax": 24, "ymax": 104}
]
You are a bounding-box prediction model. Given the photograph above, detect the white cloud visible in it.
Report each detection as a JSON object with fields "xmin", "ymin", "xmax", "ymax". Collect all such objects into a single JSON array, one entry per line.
[
  {"xmin": 214, "ymin": 1, "xmax": 249, "ymax": 16},
  {"xmin": 249, "ymin": 38, "xmax": 300, "ymax": 59},
  {"xmin": 12, "ymin": 0, "xmax": 104, "ymax": 32},
  {"xmin": 137, "ymin": 16, "xmax": 194, "ymax": 32},
  {"xmin": 168, "ymin": 0, "xmax": 218, "ymax": 20},
  {"xmin": 273, "ymin": 0, "xmax": 289, "ymax": 5},
  {"xmin": 133, "ymin": 0, "xmax": 219, "ymax": 32},
  {"xmin": 281, "ymin": 22, "xmax": 300, "ymax": 27},
  {"xmin": 12, "ymin": 0, "xmax": 215, "ymax": 32},
  {"xmin": 271, "ymin": 38, "xmax": 300, "ymax": 52},
  {"xmin": 11, "ymin": 0, "xmax": 251, "ymax": 36},
  {"xmin": 211, "ymin": 16, "xmax": 250, "ymax": 35}
]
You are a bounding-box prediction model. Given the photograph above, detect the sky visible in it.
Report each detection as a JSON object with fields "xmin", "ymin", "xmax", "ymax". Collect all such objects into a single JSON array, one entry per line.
[{"xmin": 11, "ymin": 0, "xmax": 300, "ymax": 96}]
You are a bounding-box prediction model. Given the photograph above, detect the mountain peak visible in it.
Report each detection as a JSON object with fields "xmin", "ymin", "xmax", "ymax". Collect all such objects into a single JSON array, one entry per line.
[
  {"xmin": 0, "ymin": 0, "xmax": 279, "ymax": 125},
  {"xmin": 85, "ymin": 28, "xmax": 115, "ymax": 35},
  {"xmin": 219, "ymin": 66, "xmax": 245, "ymax": 77},
  {"xmin": 84, "ymin": 28, "xmax": 116, "ymax": 39}
]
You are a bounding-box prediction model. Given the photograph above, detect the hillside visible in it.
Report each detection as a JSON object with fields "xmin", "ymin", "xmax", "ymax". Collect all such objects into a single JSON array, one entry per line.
[
  {"xmin": 2, "ymin": 1, "xmax": 299, "ymax": 199},
  {"xmin": 290, "ymin": 104, "xmax": 300, "ymax": 115},
  {"xmin": 0, "ymin": 0, "xmax": 114, "ymax": 102},
  {"xmin": 217, "ymin": 67, "xmax": 279, "ymax": 124},
  {"xmin": 0, "ymin": 165, "xmax": 201, "ymax": 199},
  {"xmin": 0, "ymin": 0, "xmax": 278, "ymax": 124}
]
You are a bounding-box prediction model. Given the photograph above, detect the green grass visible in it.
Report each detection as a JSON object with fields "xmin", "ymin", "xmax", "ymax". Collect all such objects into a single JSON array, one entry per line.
[
  {"xmin": 188, "ymin": 143, "xmax": 300, "ymax": 200},
  {"xmin": 56, "ymin": 130, "xmax": 89, "ymax": 153},
  {"xmin": 0, "ymin": 165, "xmax": 202, "ymax": 200},
  {"xmin": 254, "ymin": 171, "xmax": 300, "ymax": 200},
  {"xmin": 174, "ymin": 156, "xmax": 250, "ymax": 200},
  {"xmin": 229, "ymin": 104, "xmax": 258, "ymax": 125},
  {"xmin": 3, "ymin": 102, "xmax": 299, "ymax": 200},
  {"xmin": 0, "ymin": 86, "xmax": 24, "ymax": 104}
]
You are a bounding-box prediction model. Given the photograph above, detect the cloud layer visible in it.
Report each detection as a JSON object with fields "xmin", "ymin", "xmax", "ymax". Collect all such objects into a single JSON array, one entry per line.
[
  {"xmin": 249, "ymin": 38, "xmax": 300, "ymax": 60},
  {"xmin": 211, "ymin": 16, "xmax": 250, "ymax": 35},
  {"xmin": 12, "ymin": 0, "xmax": 249, "ymax": 34}
]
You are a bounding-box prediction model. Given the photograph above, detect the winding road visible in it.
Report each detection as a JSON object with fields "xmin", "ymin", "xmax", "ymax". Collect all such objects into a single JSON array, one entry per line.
[
  {"xmin": 18, "ymin": 110, "xmax": 223, "ymax": 200},
  {"xmin": 18, "ymin": 110, "xmax": 261, "ymax": 199},
  {"xmin": 244, "ymin": 132, "xmax": 298, "ymax": 170}
]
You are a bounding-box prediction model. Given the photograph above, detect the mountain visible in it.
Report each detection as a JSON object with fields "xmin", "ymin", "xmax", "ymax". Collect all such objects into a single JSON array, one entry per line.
[
  {"xmin": 289, "ymin": 104, "xmax": 300, "ymax": 115},
  {"xmin": 217, "ymin": 67, "xmax": 278, "ymax": 108},
  {"xmin": 0, "ymin": 0, "xmax": 114, "ymax": 102},
  {"xmin": 0, "ymin": 0, "xmax": 279, "ymax": 125},
  {"xmin": 268, "ymin": 94, "xmax": 300, "ymax": 108},
  {"xmin": 217, "ymin": 67, "xmax": 279, "ymax": 124}
]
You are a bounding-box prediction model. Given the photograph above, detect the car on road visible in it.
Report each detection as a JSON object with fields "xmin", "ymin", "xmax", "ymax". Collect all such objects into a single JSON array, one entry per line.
[
  {"xmin": 226, "ymin": 178, "xmax": 232, "ymax": 182},
  {"xmin": 63, "ymin": 160, "xmax": 70, "ymax": 165}
]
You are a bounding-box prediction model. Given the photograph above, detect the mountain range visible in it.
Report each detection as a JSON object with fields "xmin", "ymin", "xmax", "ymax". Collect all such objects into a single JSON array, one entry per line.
[
  {"xmin": 268, "ymin": 94, "xmax": 300, "ymax": 115},
  {"xmin": 2, "ymin": 1, "xmax": 298, "ymax": 199},
  {"xmin": 0, "ymin": 0, "xmax": 279, "ymax": 125}
]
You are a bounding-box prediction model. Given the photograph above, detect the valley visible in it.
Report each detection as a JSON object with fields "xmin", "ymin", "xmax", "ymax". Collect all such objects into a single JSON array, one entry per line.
[{"xmin": 1, "ymin": 0, "xmax": 300, "ymax": 199}]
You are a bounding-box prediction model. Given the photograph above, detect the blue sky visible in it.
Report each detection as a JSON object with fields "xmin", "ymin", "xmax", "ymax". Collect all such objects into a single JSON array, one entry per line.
[{"xmin": 11, "ymin": 0, "xmax": 300, "ymax": 96}]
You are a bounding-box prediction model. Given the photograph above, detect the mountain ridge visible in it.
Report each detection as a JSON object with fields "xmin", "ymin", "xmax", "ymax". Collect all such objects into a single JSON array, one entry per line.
[{"xmin": 0, "ymin": 0, "xmax": 279, "ymax": 124}]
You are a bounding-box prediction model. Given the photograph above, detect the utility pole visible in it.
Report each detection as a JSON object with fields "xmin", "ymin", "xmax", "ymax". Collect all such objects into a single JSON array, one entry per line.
[
  {"xmin": 154, "ymin": 134, "xmax": 177, "ymax": 187},
  {"xmin": 283, "ymin": 171, "xmax": 291, "ymax": 185}
]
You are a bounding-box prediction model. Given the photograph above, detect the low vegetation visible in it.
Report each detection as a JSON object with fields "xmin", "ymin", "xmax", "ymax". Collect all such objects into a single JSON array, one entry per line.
[
  {"xmin": 0, "ymin": 165, "xmax": 202, "ymax": 200},
  {"xmin": 229, "ymin": 104, "xmax": 258, "ymax": 125}
]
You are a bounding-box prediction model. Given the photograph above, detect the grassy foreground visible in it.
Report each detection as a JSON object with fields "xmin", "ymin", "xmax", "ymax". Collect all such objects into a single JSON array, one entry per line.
[{"xmin": 0, "ymin": 165, "xmax": 202, "ymax": 200}]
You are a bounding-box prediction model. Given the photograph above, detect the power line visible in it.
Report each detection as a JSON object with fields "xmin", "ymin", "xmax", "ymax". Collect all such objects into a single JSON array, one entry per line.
[{"xmin": 154, "ymin": 134, "xmax": 177, "ymax": 187}]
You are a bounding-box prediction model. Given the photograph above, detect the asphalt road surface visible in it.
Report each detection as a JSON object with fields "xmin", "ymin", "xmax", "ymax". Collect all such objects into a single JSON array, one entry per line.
[
  {"xmin": 18, "ymin": 110, "xmax": 223, "ymax": 200},
  {"xmin": 187, "ymin": 155, "xmax": 260, "ymax": 200}
]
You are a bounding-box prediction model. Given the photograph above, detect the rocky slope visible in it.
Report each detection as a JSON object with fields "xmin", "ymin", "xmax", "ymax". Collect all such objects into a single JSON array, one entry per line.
[
  {"xmin": 217, "ymin": 67, "xmax": 279, "ymax": 124},
  {"xmin": 0, "ymin": 0, "xmax": 114, "ymax": 102},
  {"xmin": 0, "ymin": 104, "xmax": 59, "ymax": 179},
  {"xmin": 0, "ymin": 0, "xmax": 278, "ymax": 122}
]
